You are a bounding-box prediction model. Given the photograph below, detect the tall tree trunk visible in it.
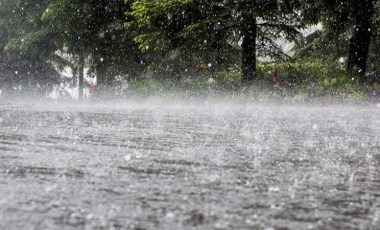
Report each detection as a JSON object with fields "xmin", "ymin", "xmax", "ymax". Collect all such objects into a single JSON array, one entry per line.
[
  {"xmin": 347, "ymin": 0, "xmax": 375, "ymax": 83},
  {"xmin": 241, "ymin": 16, "xmax": 257, "ymax": 84},
  {"xmin": 78, "ymin": 55, "xmax": 85, "ymax": 100},
  {"xmin": 91, "ymin": 0, "xmax": 108, "ymax": 86},
  {"xmin": 95, "ymin": 59, "xmax": 107, "ymax": 86},
  {"xmin": 72, "ymin": 64, "xmax": 77, "ymax": 86},
  {"xmin": 215, "ymin": 31, "xmax": 223, "ymax": 68}
]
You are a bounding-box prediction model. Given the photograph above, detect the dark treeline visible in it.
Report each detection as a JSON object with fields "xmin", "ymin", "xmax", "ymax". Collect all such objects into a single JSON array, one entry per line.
[{"xmin": 0, "ymin": 0, "xmax": 380, "ymax": 97}]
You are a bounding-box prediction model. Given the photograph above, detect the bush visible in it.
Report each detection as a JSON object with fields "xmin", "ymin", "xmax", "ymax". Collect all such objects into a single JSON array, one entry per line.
[
  {"xmin": 213, "ymin": 66, "xmax": 242, "ymax": 90},
  {"xmin": 256, "ymin": 59, "xmax": 350, "ymax": 86},
  {"xmin": 125, "ymin": 59, "xmax": 378, "ymax": 102}
]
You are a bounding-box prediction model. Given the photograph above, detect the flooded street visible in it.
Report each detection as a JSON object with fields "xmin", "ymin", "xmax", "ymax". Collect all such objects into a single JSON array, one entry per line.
[{"xmin": 0, "ymin": 101, "xmax": 379, "ymax": 229}]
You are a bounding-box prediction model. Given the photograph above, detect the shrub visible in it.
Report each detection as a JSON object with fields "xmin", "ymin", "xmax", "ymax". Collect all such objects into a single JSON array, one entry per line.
[
  {"xmin": 126, "ymin": 58, "xmax": 378, "ymax": 102},
  {"xmin": 256, "ymin": 59, "xmax": 350, "ymax": 86}
]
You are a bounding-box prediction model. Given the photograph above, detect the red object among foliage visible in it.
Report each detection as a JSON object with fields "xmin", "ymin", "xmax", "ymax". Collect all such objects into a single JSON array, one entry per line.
[
  {"xmin": 89, "ymin": 84, "xmax": 97, "ymax": 94},
  {"xmin": 272, "ymin": 71, "xmax": 279, "ymax": 82},
  {"xmin": 196, "ymin": 63, "xmax": 207, "ymax": 69},
  {"xmin": 271, "ymin": 71, "xmax": 289, "ymax": 86}
]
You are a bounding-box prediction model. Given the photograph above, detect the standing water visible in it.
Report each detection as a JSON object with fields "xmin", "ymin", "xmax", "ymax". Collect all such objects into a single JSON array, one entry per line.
[{"xmin": 0, "ymin": 100, "xmax": 379, "ymax": 229}]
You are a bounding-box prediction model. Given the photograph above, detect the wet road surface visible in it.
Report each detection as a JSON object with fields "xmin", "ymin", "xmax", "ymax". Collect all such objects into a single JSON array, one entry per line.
[{"xmin": 0, "ymin": 101, "xmax": 379, "ymax": 229}]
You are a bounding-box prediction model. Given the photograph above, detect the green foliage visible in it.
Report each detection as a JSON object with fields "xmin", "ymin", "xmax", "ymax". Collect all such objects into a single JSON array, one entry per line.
[
  {"xmin": 128, "ymin": 76, "xmax": 221, "ymax": 98},
  {"xmin": 212, "ymin": 66, "xmax": 242, "ymax": 91},
  {"xmin": 254, "ymin": 59, "xmax": 367, "ymax": 101},
  {"xmin": 125, "ymin": 58, "xmax": 373, "ymax": 102},
  {"xmin": 257, "ymin": 60, "xmax": 349, "ymax": 85},
  {"xmin": 221, "ymin": 59, "xmax": 366, "ymax": 101},
  {"xmin": 41, "ymin": 0, "xmax": 144, "ymax": 83},
  {"xmin": 1, "ymin": 0, "xmax": 379, "ymax": 98},
  {"xmin": 292, "ymin": 30, "xmax": 349, "ymax": 61},
  {"xmin": 296, "ymin": 0, "xmax": 379, "ymax": 80},
  {"xmin": 127, "ymin": 0, "xmax": 305, "ymax": 81},
  {"xmin": 5, "ymin": 29, "xmax": 54, "ymax": 57},
  {"xmin": 0, "ymin": 0, "xmax": 52, "ymax": 55}
]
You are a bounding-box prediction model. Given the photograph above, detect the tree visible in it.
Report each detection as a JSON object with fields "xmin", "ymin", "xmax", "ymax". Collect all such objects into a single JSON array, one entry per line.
[
  {"xmin": 127, "ymin": 0, "xmax": 303, "ymax": 84},
  {"xmin": 1, "ymin": 0, "xmax": 147, "ymax": 98},
  {"xmin": 0, "ymin": 0, "xmax": 63, "ymax": 95},
  {"xmin": 41, "ymin": 0, "xmax": 143, "ymax": 97},
  {"xmin": 294, "ymin": 0, "xmax": 378, "ymax": 83},
  {"xmin": 346, "ymin": 0, "xmax": 376, "ymax": 82}
]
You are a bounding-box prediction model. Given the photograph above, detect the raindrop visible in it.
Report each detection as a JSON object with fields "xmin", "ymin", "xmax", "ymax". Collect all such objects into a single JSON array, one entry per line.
[
  {"xmin": 124, "ymin": 154, "xmax": 131, "ymax": 161},
  {"xmin": 268, "ymin": 187, "xmax": 280, "ymax": 192},
  {"xmin": 165, "ymin": 212, "xmax": 175, "ymax": 219},
  {"xmin": 134, "ymin": 152, "xmax": 143, "ymax": 159},
  {"xmin": 86, "ymin": 213, "xmax": 95, "ymax": 220}
]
